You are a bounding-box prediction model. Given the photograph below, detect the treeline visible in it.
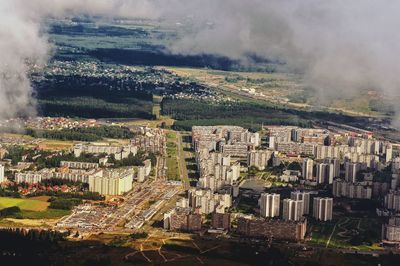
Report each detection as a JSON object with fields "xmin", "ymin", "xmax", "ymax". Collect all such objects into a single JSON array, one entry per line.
[
  {"xmin": 49, "ymin": 197, "xmax": 83, "ymax": 210},
  {"xmin": 34, "ymin": 74, "xmax": 154, "ymax": 119},
  {"xmin": 4, "ymin": 146, "xmax": 29, "ymax": 165},
  {"xmin": 37, "ymin": 152, "xmax": 100, "ymax": 169},
  {"xmin": 0, "ymin": 188, "xmax": 21, "ymax": 198},
  {"xmin": 4, "ymin": 146, "xmax": 100, "ymax": 168},
  {"xmin": 26, "ymin": 126, "xmax": 135, "ymax": 142},
  {"xmin": 163, "ymin": 98, "xmax": 369, "ymax": 131},
  {"xmin": 0, "ymin": 228, "xmax": 67, "ymax": 265},
  {"xmin": 38, "ymin": 97, "xmax": 153, "ymax": 119},
  {"xmin": 0, "ymin": 206, "xmax": 21, "ymax": 218},
  {"xmin": 108, "ymin": 150, "xmax": 156, "ymax": 168},
  {"xmin": 27, "ymin": 191, "xmax": 104, "ymax": 201},
  {"xmin": 38, "ymin": 178, "xmax": 88, "ymax": 188},
  {"xmin": 163, "ymin": 99, "xmax": 311, "ymax": 131}
]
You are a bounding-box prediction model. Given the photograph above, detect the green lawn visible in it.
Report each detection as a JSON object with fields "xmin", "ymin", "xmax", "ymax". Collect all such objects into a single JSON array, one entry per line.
[
  {"xmin": 18, "ymin": 209, "xmax": 71, "ymax": 219},
  {"xmin": 166, "ymin": 131, "xmax": 180, "ymax": 181},
  {"xmin": 0, "ymin": 197, "xmax": 70, "ymax": 220},
  {"xmin": 0, "ymin": 197, "xmax": 49, "ymax": 212}
]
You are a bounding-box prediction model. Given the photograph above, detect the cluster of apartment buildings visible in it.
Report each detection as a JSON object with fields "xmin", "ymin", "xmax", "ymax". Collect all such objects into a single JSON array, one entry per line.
[
  {"xmin": 15, "ymin": 162, "xmax": 134, "ymax": 196},
  {"xmin": 130, "ymin": 128, "xmax": 166, "ymax": 155},
  {"xmin": 193, "ymin": 126, "xmax": 260, "ymax": 192},
  {"xmin": 266, "ymin": 126, "xmax": 399, "ymax": 202},
  {"xmin": 164, "ymin": 187, "xmax": 233, "ymax": 232},
  {"xmin": 73, "ymin": 143, "xmax": 138, "ymax": 161},
  {"xmin": 259, "ymin": 192, "xmax": 333, "ymax": 222}
]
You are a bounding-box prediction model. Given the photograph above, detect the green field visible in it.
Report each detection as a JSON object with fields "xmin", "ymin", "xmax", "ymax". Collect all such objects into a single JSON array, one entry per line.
[
  {"xmin": 0, "ymin": 197, "xmax": 70, "ymax": 220},
  {"xmin": 166, "ymin": 132, "xmax": 180, "ymax": 181},
  {"xmin": 0, "ymin": 197, "xmax": 49, "ymax": 212},
  {"xmin": 18, "ymin": 209, "xmax": 71, "ymax": 219}
]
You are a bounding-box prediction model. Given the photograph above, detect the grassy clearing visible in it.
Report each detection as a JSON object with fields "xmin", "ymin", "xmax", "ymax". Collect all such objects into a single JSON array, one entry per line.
[
  {"xmin": 0, "ymin": 197, "xmax": 70, "ymax": 220},
  {"xmin": 0, "ymin": 197, "xmax": 49, "ymax": 212},
  {"xmin": 39, "ymin": 139, "xmax": 75, "ymax": 151},
  {"xmin": 18, "ymin": 209, "xmax": 71, "ymax": 219},
  {"xmin": 166, "ymin": 131, "xmax": 180, "ymax": 181}
]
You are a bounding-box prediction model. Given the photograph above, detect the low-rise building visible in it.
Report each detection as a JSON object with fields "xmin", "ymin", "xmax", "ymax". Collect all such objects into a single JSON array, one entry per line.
[
  {"xmin": 211, "ymin": 212, "xmax": 231, "ymax": 230},
  {"xmin": 237, "ymin": 216, "xmax": 307, "ymax": 241},
  {"xmin": 164, "ymin": 208, "xmax": 202, "ymax": 232},
  {"xmin": 60, "ymin": 161, "xmax": 99, "ymax": 169}
]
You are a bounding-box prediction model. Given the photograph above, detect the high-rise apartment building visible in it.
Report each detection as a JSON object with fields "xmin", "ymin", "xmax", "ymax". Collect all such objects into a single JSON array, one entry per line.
[
  {"xmin": 283, "ymin": 199, "xmax": 304, "ymax": 221},
  {"xmin": 259, "ymin": 193, "xmax": 280, "ymax": 218},
  {"xmin": 313, "ymin": 197, "xmax": 333, "ymax": 221}
]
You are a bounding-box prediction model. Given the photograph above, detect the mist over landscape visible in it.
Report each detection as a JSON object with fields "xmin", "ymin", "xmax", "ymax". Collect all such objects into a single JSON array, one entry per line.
[{"xmin": 0, "ymin": 0, "xmax": 400, "ymax": 126}]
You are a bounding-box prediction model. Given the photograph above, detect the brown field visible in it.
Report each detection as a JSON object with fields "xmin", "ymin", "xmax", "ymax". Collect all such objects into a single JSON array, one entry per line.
[
  {"xmin": 163, "ymin": 66, "xmax": 386, "ymax": 118},
  {"xmin": 30, "ymin": 196, "xmax": 51, "ymax": 202}
]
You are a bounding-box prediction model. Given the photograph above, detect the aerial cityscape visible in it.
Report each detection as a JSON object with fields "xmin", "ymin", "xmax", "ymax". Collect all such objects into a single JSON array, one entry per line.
[{"xmin": 1, "ymin": 0, "xmax": 400, "ymax": 265}]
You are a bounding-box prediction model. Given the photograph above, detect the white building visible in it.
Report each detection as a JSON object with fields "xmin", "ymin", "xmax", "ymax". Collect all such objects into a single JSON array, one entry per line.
[
  {"xmin": 313, "ymin": 197, "xmax": 333, "ymax": 221},
  {"xmin": 282, "ymin": 199, "xmax": 303, "ymax": 221},
  {"xmin": 88, "ymin": 169, "xmax": 134, "ymax": 195},
  {"xmin": 382, "ymin": 216, "xmax": 400, "ymax": 242},
  {"xmin": 0, "ymin": 165, "xmax": 4, "ymax": 183},
  {"xmin": 291, "ymin": 191, "xmax": 311, "ymax": 215},
  {"xmin": 345, "ymin": 162, "xmax": 360, "ymax": 183},
  {"xmin": 248, "ymin": 150, "xmax": 273, "ymax": 170},
  {"xmin": 385, "ymin": 190, "xmax": 400, "ymax": 212},
  {"xmin": 259, "ymin": 193, "xmax": 280, "ymax": 218},
  {"xmin": 302, "ymin": 158, "xmax": 314, "ymax": 181}
]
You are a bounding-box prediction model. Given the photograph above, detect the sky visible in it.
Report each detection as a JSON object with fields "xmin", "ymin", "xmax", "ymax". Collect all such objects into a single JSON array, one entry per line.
[{"xmin": 1, "ymin": 0, "xmax": 400, "ymax": 125}]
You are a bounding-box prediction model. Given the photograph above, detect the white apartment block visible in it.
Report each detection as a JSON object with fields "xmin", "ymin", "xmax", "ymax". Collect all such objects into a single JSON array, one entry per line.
[
  {"xmin": 345, "ymin": 162, "xmax": 361, "ymax": 183},
  {"xmin": 316, "ymin": 163, "xmax": 334, "ymax": 184},
  {"xmin": 0, "ymin": 165, "xmax": 4, "ymax": 183},
  {"xmin": 248, "ymin": 150, "xmax": 273, "ymax": 170},
  {"xmin": 259, "ymin": 193, "xmax": 280, "ymax": 218},
  {"xmin": 313, "ymin": 197, "xmax": 333, "ymax": 221},
  {"xmin": 88, "ymin": 169, "xmax": 134, "ymax": 195},
  {"xmin": 188, "ymin": 189, "xmax": 232, "ymax": 215},
  {"xmin": 60, "ymin": 161, "xmax": 99, "ymax": 169},
  {"xmin": 385, "ymin": 190, "xmax": 400, "ymax": 212},
  {"xmin": 282, "ymin": 199, "xmax": 304, "ymax": 221},
  {"xmin": 291, "ymin": 191, "xmax": 311, "ymax": 215},
  {"xmin": 74, "ymin": 143, "xmax": 137, "ymax": 160},
  {"xmin": 382, "ymin": 216, "xmax": 400, "ymax": 242},
  {"xmin": 333, "ymin": 179, "xmax": 372, "ymax": 199},
  {"xmin": 302, "ymin": 158, "xmax": 314, "ymax": 181}
]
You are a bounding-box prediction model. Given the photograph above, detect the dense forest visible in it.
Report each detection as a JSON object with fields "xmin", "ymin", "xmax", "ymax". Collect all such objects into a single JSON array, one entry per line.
[
  {"xmin": 162, "ymin": 98, "xmax": 370, "ymax": 131},
  {"xmin": 162, "ymin": 98, "xmax": 312, "ymax": 131},
  {"xmin": 26, "ymin": 126, "xmax": 136, "ymax": 141}
]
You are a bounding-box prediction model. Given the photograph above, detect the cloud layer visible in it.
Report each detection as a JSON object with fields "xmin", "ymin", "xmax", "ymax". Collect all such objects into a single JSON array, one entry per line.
[{"xmin": 1, "ymin": 0, "xmax": 400, "ymax": 125}]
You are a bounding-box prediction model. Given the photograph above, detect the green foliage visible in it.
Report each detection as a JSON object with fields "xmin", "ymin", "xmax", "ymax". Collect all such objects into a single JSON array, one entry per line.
[
  {"xmin": 36, "ymin": 152, "xmax": 100, "ymax": 169},
  {"xmin": 38, "ymin": 178, "xmax": 88, "ymax": 189},
  {"xmin": 49, "ymin": 198, "xmax": 83, "ymax": 210},
  {"xmin": 4, "ymin": 146, "xmax": 26, "ymax": 165},
  {"xmin": 130, "ymin": 232, "xmax": 148, "ymax": 240},
  {"xmin": 0, "ymin": 206, "xmax": 21, "ymax": 218},
  {"xmin": 27, "ymin": 191, "xmax": 104, "ymax": 201},
  {"xmin": 369, "ymin": 99, "xmax": 394, "ymax": 115},
  {"xmin": 0, "ymin": 187, "xmax": 22, "ymax": 198},
  {"xmin": 108, "ymin": 150, "xmax": 146, "ymax": 167},
  {"xmin": 287, "ymin": 162, "xmax": 302, "ymax": 171},
  {"xmin": 163, "ymin": 99, "xmax": 312, "ymax": 131},
  {"xmin": 26, "ymin": 126, "xmax": 135, "ymax": 142}
]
